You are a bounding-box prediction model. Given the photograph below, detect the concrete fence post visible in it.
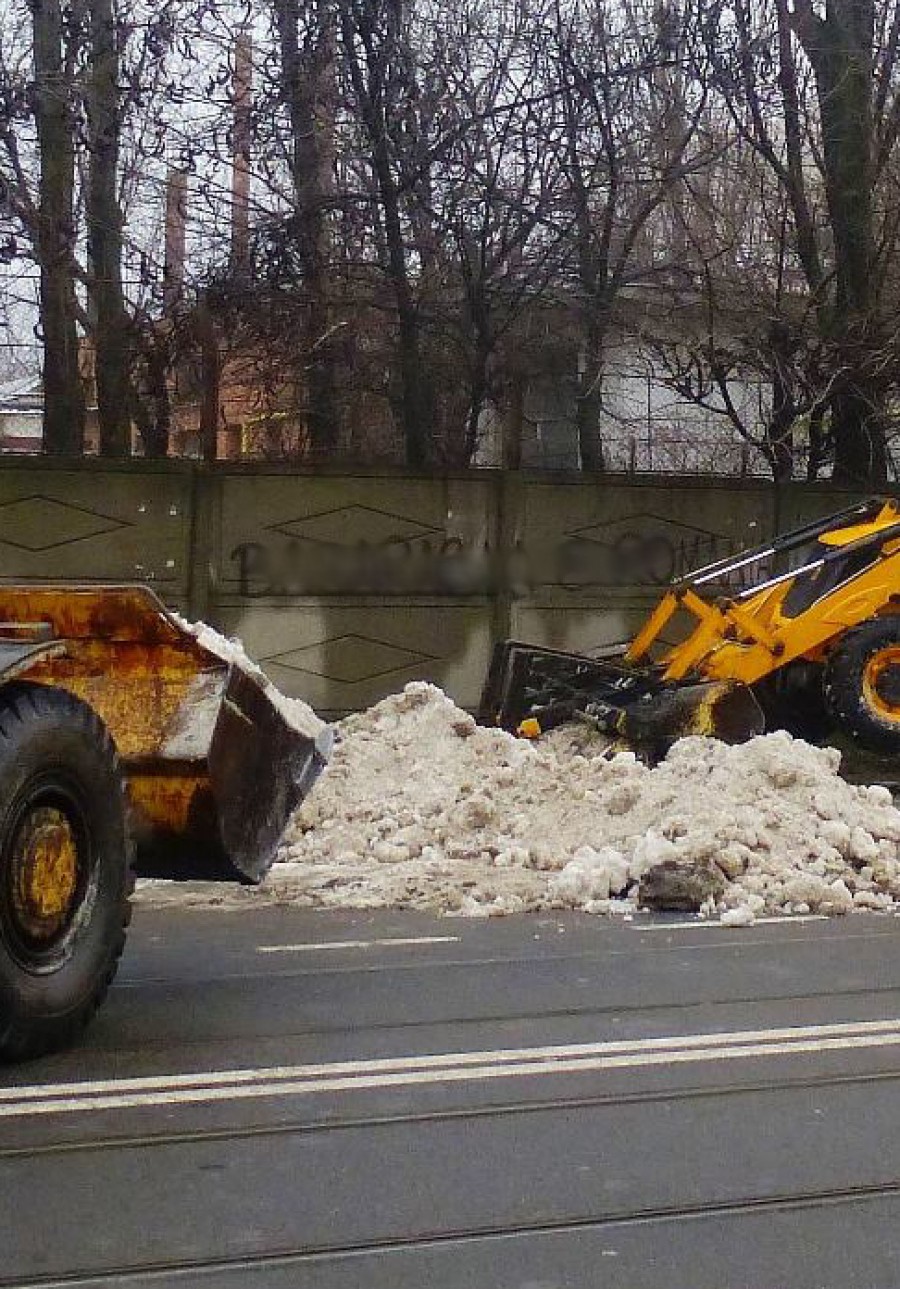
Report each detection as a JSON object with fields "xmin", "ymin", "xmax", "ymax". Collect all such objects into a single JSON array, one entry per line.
[
  {"xmin": 186, "ymin": 463, "xmax": 219, "ymax": 624},
  {"xmin": 492, "ymin": 469, "xmax": 524, "ymax": 645}
]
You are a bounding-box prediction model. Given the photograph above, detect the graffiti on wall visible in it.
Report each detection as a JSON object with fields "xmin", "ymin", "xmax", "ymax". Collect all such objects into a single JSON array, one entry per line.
[{"xmin": 228, "ymin": 505, "xmax": 752, "ymax": 597}]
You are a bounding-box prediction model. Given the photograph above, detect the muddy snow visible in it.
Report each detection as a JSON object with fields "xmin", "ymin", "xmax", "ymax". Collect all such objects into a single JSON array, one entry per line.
[{"xmin": 138, "ymin": 680, "xmax": 900, "ymax": 926}]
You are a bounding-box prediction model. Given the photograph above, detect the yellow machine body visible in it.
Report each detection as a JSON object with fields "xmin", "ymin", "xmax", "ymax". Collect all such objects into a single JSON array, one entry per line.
[
  {"xmin": 481, "ymin": 498, "xmax": 900, "ymax": 753},
  {"xmin": 626, "ymin": 500, "xmax": 900, "ymax": 687}
]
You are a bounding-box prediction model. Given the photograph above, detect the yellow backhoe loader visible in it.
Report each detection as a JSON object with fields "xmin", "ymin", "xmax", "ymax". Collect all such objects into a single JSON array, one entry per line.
[
  {"xmin": 481, "ymin": 497, "xmax": 900, "ymax": 760},
  {"xmin": 0, "ymin": 586, "xmax": 331, "ymax": 1062}
]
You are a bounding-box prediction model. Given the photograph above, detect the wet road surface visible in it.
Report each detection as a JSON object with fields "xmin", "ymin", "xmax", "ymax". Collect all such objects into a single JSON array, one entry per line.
[{"xmin": 3, "ymin": 905, "xmax": 900, "ymax": 1287}]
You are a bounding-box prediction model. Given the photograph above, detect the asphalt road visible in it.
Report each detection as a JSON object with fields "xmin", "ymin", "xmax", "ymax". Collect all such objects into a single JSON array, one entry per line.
[{"xmin": 4, "ymin": 904, "xmax": 900, "ymax": 1288}]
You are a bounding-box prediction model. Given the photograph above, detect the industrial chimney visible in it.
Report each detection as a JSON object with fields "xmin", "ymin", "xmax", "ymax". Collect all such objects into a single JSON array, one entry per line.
[
  {"xmin": 231, "ymin": 30, "xmax": 252, "ymax": 271},
  {"xmin": 163, "ymin": 167, "xmax": 187, "ymax": 312}
]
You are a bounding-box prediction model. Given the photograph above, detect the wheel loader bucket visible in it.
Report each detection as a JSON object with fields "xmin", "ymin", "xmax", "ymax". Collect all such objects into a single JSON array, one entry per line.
[
  {"xmin": 207, "ymin": 665, "xmax": 332, "ymax": 881},
  {"xmin": 0, "ymin": 586, "xmax": 332, "ymax": 882}
]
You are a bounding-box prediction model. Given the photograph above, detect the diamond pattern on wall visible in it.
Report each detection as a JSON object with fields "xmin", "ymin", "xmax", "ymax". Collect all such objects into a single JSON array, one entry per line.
[
  {"xmin": 0, "ymin": 496, "xmax": 129, "ymax": 551},
  {"xmin": 261, "ymin": 634, "xmax": 438, "ymax": 684},
  {"xmin": 568, "ymin": 511, "xmax": 718, "ymax": 543},
  {"xmin": 271, "ymin": 505, "xmax": 441, "ymax": 547}
]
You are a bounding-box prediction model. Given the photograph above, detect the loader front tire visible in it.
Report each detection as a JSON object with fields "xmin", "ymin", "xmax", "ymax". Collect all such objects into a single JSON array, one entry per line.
[
  {"xmin": 824, "ymin": 617, "xmax": 900, "ymax": 754},
  {"xmin": 0, "ymin": 684, "xmax": 131, "ymax": 1062}
]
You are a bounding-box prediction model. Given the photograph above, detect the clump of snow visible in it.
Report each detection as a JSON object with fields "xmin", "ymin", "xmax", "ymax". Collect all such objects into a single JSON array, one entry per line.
[
  {"xmin": 549, "ymin": 846, "xmax": 631, "ymax": 904},
  {"xmin": 171, "ymin": 613, "xmax": 328, "ymax": 744},
  {"xmin": 720, "ymin": 905, "xmax": 756, "ymax": 928},
  {"xmin": 262, "ymin": 681, "xmax": 900, "ymax": 924}
]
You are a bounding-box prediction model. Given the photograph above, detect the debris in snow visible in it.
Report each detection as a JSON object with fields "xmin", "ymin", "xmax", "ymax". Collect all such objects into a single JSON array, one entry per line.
[
  {"xmin": 637, "ymin": 859, "xmax": 724, "ymax": 911},
  {"xmin": 135, "ymin": 680, "xmax": 900, "ymax": 926}
]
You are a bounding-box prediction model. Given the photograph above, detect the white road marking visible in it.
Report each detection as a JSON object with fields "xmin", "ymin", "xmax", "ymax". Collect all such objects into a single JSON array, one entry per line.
[
  {"xmin": 4, "ymin": 1017, "xmax": 900, "ymax": 1118},
  {"xmin": 256, "ymin": 936, "xmax": 461, "ymax": 954},
  {"xmin": 7, "ymin": 1033, "xmax": 900, "ymax": 1118},
  {"xmin": 633, "ymin": 915, "xmax": 829, "ymax": 931},
  {"xmin": 10, "ymin": 1017, "xmax": 898, "ymax": 1098}
]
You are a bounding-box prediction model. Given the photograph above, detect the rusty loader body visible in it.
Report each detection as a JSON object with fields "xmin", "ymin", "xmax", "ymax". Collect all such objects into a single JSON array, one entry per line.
[{"xmin": 0, "ymin": 585, "xmax": 330, "ymax": 1061}]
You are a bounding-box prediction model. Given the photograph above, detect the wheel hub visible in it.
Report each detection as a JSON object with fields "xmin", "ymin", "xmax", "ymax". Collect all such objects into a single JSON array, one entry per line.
[
  {"xmin": 874, "ymin": 665, "xmax": 900, "ymax": 708},
  {"xmin": 863, "ymin": 646, "xmax": 900, "ymax": 720},
  {"xmin": 10, "ymin": 806, "xmax": 80, "ymax": 942}
]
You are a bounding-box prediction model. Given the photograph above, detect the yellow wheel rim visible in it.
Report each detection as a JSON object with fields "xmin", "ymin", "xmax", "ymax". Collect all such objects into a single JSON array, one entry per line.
[
  {"xmin": 10, "ymin": 806, "xmax": 80, "ymax": 942},
  {"xmin": 862, "ymin": 646, "xmax": 900, "ymax": 721}
]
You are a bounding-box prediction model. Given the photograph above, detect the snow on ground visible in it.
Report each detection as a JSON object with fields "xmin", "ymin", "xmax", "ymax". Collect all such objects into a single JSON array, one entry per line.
[{"xmin": 138, "ymin": 681, "xmax": 900, "ymax": 926}]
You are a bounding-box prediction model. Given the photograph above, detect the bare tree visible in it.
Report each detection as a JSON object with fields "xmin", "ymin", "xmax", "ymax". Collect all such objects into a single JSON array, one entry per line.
[
  {"xmin": 272, "ymin": 0, "xmax": 340, "ymax": 454},
  {"xmin": 394, "ymin": 0, "xmax": 567, "ymax": 464},
  {"xmin": 546, "ymin": 0, "xmax": 714, "ymax": 471},
  {"xmin": 86, "ymin": 0, "xmax": 130, "ymax": 456},
  {"xmin": 703, "ymin": 0, "xmax": 900, "ymax": 484},
  {"xmin": 30, "ymin": 0, "xmax": 84, "ymax": 454},
  {"xmin": 338, "ymin": 0, "xmax": 436, "ymax": 466},
  {"xmin": 1, "ymin": 0, "xmax": 188, "ymax": 457}
]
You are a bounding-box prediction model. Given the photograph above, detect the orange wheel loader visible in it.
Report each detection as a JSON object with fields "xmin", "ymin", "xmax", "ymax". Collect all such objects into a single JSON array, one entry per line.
[{"xmin": 0, "ymin": 586, "xmax": 331, "ymax": 1062}]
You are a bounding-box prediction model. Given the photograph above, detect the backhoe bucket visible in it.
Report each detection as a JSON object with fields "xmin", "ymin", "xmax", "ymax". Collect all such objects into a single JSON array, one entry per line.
[
  {"xmin": 0, "ymin": 586, "xmax": 332, "ymax": 881},
  {"xmin": 616, "ymin": 678, "xmax": 766, "ymax": 753},
  {"xmin": 480, "ymin": 639, "xmax": 764, "ymax": 757}
]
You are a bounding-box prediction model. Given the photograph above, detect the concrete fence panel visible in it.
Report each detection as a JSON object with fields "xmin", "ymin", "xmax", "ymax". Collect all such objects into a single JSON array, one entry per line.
[
  {"xmin": 211, "ymin": 468, "xmax": 498, "ymax": 717},
  {"xmin": 0, "ymin": 459, "xmax": 882, "ymax": 714},
  {"xmin": 0, "ymin": 459, "xmax": 194, "ymax": 605},
  {"xmin": 512, "ymin": 477, "xmax": 780, "ymax": 653}
]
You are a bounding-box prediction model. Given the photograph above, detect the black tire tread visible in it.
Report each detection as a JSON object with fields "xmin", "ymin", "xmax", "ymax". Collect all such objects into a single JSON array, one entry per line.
[
  {"xmin": 823, "ymin": 617, "xmax": 900, "ymax": 755},
  {"xmin": 0, "ymin": 683, "xmax": 133, "ymax": 1062}
]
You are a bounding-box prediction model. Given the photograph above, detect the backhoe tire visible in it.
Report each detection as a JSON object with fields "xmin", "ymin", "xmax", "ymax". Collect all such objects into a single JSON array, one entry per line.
[
  {"xmin": 0, "ymin": 684, "xmax": 132, "ymax": 1062},
  {"xmin": 824, "ymin": 617, "xmax": 900, "ymax": 754},
  {"xmin": 754, "ymin": 663, "xmax": 832, "ymax": 744}
]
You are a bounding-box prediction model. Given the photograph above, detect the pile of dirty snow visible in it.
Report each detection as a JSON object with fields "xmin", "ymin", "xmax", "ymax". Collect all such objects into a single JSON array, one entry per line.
[{"xmin": 260, "ymin": 681, "xmax": 900, "ymax": 924}]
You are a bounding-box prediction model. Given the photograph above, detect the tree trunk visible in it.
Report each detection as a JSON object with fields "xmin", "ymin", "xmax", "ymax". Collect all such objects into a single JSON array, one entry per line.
[
  {"xmin": 768, "ymin": 419, "xmax": 794, "ymax": 484},
  {"xmin": 275, "ymin": 0, "xmax": 339, "ymax": 456},
  {"xmin": 577, "ymin": 386, "xmax": 604, "ymax": 472},
  {"xmin": 502, "ymin": 374, "xmax": 524, "ymax": 471},
  {"xmin": 768, "ymin": 323, "xmax": 796, "ymax": 482},
  {"xmin": 134, "ymin": 337, "xmax": 171, "ymax": 459},
  {"xmin": 339, "ymin": 3, "xmax": 433, "ymax": 468},
  {"xmin": 32, "ymin": 0, "xmax": 84, "ymax": 456},
  {"xmin": 806, "ymin": 405, "xmax": 828, "ymax": 481},
  {"xmin": 369, "ymin": 127, "xmax": 431, "ymax": 467},
  {"xmin": 463, "ymin": 348, "xmax": 490, "ymax": 467},
  {"xmin": 87, "ymin": 0, "xmax": 130, "ymax": 457},
  {"xmin": 564, "ymin": 95, "xmax": 609, "ymax": 475},
  {"xmin": 830, "ymin": 384, "xmax": 888, "ymax": 485},
  {"xmin": 793, "ymin": 0, "xmax": 886, "ymax": 483},
  {"xmin": 462, "ymin": 273, "xmax": 495, "ymax": 466},
  {"xmin": 195, "ymin": 303, "xmax": 220, "ymax": 462},
  {"xmin": 576, "ymin": 315, "xmax": 606, "ymax": 473}
]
